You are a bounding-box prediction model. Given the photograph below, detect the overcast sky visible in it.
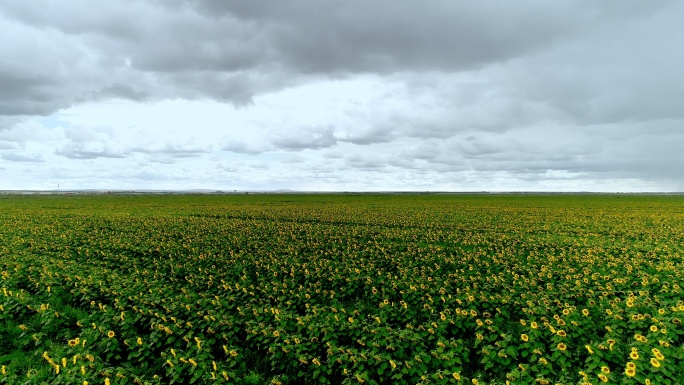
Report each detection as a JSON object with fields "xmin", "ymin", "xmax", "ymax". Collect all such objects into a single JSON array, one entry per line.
[{"xmin": 1, "ymin": 1, "xmax": 683, "ymax": 191}]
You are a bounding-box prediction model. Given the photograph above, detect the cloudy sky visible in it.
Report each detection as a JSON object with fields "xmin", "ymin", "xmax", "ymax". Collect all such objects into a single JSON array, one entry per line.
[{"xmin": 1, "ymin": 1, "xmax": 683, "ymax": 191}]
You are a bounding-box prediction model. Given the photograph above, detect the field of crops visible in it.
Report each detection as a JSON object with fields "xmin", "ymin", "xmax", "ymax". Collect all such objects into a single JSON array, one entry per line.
[{"xmin": 1, "ymin": 194, "xmax": 683, "ymax": 385}]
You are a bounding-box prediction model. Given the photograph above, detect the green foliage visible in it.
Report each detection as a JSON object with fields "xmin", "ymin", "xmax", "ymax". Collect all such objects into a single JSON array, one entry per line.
[{"xmin": 0, "ymin": 193, "xmax": 683, "ymax": 384}]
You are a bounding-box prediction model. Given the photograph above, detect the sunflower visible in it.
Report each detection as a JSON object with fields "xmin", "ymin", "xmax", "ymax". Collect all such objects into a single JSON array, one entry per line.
[
  {"xmin": 598, "ymin": 374, "xmax": 608, "ymax": 383},
  {"xmin": 557, "ymin": 343, "xmax": 567, "ymax": 351},
  {"xmin": 650, "ymin": 325, "xmax": 658, "ymax": 332},
  {"xmin": 452, "ymin": 372, "xmax": 461, "ymax": 380},
  {"xmin": 650, "ymin": 358, "xmax": 660, "ymax": 368},
  {"xmin": 582, "ymin": 309, "xmax": 589, "ymax": 316},
  {"xmin": 630, "ymin": 351, "xmax": 639, "ymax": 360},
  {"xmin": 600, "ymin": 366, "xmax": 610, "ymax": 374},
  {"xmin": 521, "ymin": 334, "xmax": 529, "ymax": 342},
  {"xmin": 107, "ymin": 331, "xmax": 115, "ymax": 338},
  {"xmin": 530, "ymin": 322, "xmax": 538, "ymax": 329},
  {"xmin": 624, "ymin": 367, "xmax": 636, "ymax": 377},
  {"xmin": 652, "ymin": 349, "xmax": 665, "ymax": 361}
]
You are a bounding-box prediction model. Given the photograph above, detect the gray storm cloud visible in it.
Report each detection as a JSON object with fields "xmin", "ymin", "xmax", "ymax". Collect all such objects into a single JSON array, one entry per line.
[{"xmin": 0, "ymin": 0, "xmax": 624, "ymax": 112}]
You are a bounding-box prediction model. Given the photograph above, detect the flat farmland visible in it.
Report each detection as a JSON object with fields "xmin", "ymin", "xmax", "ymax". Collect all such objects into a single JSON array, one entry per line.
[{"xmin": 1, "ymin": 194, "xmax": 683, "ymax": 385}]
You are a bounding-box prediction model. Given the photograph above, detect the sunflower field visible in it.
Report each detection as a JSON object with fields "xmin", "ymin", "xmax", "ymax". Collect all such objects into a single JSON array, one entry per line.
[{"xmin": 1, "ymin": 193, "xmax": 683, "ymax": 385}]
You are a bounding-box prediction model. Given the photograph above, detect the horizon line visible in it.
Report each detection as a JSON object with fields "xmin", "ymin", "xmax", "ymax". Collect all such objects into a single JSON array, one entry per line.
[{"xmin": 2, "ymin": 189, "xmax": 684, "ymax": 195}]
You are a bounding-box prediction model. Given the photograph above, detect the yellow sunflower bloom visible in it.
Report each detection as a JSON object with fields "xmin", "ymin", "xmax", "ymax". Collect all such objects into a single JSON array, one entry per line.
[{"xmin": 653, "ymin": 350, "xmax": 665, "ymax": 361}]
